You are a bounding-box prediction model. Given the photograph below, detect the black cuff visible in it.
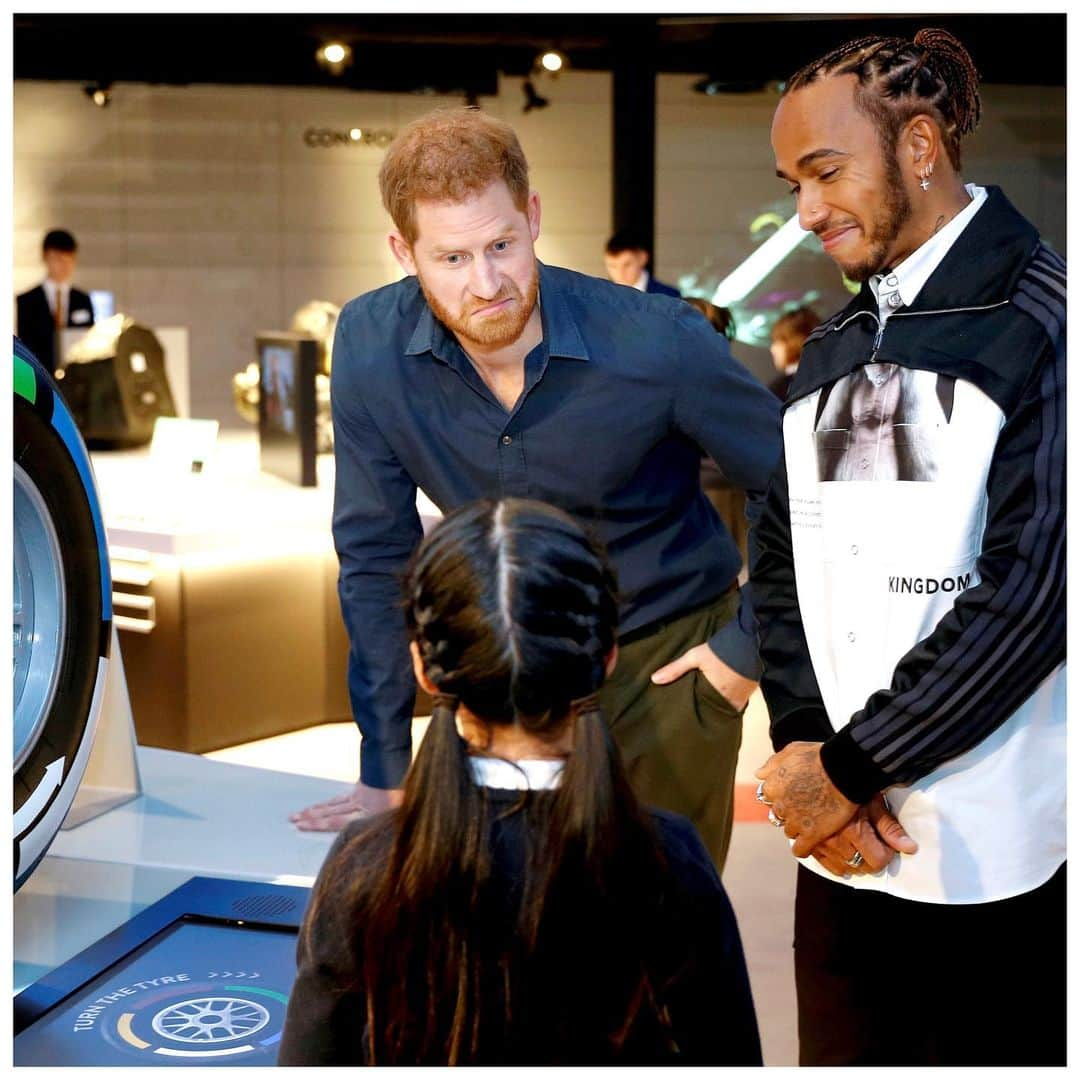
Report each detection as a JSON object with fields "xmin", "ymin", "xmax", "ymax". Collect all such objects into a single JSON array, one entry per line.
[
  {"xmin": 770, "ymin": 706, "xmax": 834, "ymax": 751},
  {"xmin": 819, "ymin": 726, "xmax": 893, "ymax": 804}
]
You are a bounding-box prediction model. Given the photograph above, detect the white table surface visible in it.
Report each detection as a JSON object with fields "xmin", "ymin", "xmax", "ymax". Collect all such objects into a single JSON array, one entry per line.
[{"xmin": 15, "ymin": 748, "xmax": 349, "ymax": 994}]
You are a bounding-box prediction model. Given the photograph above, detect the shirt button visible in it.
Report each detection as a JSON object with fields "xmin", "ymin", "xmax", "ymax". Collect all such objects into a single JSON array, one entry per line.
[
  {"xmin": 887, "ymin": 292, "xmax": 903, "ymax": 309},
  {"xmin": 886, "ymin": 275, "xmax": 899, "ymax": 287},
  {"xmin": 501, "ymin": 435, "xmax": 513, "ymax": 446},
  {"xmin": 850, "ymin": 544, "xmax": 859, "ymax": 555},
  {"xmin": 847, "ymin": 632, "xmax": 856, "ymax": 642},
  {"xmin": 860, "ymin": 458, "xmax": 870, "ymax": 470}
]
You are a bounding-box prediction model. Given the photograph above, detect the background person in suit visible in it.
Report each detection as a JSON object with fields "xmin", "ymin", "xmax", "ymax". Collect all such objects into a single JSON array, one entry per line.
[
  {"xmin": 16, "ymin": 229, "xmax": 95, "ymax": 374},
  {"xmin": 604, "ymin": 229, "xmax": 681, "ymax": 297}
]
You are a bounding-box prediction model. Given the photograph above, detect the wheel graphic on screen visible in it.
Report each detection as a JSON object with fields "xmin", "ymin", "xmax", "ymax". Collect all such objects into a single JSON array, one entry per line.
[
  {"xmin": 151, "ymin": 997, "xmax": 271, "ymax": 1044},
  {"xmin": 13, "ymin": 339, "xmax": 112, "ymax": 892}
]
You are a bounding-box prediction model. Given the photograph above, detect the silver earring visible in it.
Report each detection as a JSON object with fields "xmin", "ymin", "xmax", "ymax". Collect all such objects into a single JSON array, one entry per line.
[{"xmin": 920, "ymin": 161, "xmax": 934, "ymax": 191}]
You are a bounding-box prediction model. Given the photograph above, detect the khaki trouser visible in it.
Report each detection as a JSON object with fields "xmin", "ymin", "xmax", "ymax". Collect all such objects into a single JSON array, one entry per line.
[{"xmin": 598, "ymin": 588, "xmax": 745, "ymax": 872}]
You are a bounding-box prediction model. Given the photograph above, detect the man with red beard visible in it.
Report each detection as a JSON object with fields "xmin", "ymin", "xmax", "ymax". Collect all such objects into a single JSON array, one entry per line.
[{"xmin": 291, "ymin": 107, "xmax": 781, "ymax": 874}]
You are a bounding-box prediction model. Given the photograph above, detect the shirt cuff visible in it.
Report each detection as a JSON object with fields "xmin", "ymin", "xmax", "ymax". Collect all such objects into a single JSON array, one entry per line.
[
  {"xmin": 819, "ymin": 725, "xmax": 894, "ymax": 805},
  {"xmin": 770, "ymin": 707, "xmax": 834, "ymax": 750},
  {"xmin": 707, "ymin": 587, "xmax": 762, "ymax": 681},
  {"xmin": 359, "ymin": 741, "xmax": 412, "ymax": 790}
]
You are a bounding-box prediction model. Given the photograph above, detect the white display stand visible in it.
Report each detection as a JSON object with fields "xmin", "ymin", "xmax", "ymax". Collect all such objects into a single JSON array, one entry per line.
[{"xmin": 61, "ymin": 625, "xmax": 142, "ymax": 829}]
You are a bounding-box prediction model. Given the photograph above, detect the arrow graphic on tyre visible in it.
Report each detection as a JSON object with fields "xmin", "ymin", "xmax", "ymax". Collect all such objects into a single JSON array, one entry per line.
[{"xmin": 14, "ymin": 756, "xmax": 65, "ymax": 837}]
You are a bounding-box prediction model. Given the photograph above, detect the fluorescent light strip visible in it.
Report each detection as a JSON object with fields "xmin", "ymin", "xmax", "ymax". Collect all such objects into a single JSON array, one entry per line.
[{"xmin": 711, "ymin": 215, "xmax": 810, "ymax": 307}]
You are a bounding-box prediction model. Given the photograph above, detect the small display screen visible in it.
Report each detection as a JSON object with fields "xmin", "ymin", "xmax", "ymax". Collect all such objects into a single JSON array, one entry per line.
[
  {"xmin": 15, "ymin": 919, "xmax": 298, "ymax": 1067},
  {"xmin": 261, "ymin": 345, "xmax": 297, "ymax": 436}
]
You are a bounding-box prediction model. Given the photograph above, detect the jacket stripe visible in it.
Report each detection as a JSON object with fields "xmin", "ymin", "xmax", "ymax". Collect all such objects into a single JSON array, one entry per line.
[
  {"xmin": 1034, "ymin": 245, "xmax": 1066, "ymax": 274},
  {"xmin": 1029, "ymin": 264, "xmax": 1066, "ymax": 294},
  {"xmin": 855, "ymin": 276, "xmax": 1065, "ymax": 777},
  {"xmin": 1017, "ymin": 281, "xmax": 1066, "ymax": 328}
]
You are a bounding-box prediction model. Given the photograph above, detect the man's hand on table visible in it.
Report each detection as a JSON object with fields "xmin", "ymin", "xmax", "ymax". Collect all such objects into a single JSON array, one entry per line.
[
  {"xmin": 651, "ymin": 642, "xmax": 758, "ymax": 711},
  {"xmin": 290, "ymin": 780, "xmax": 404, "ymax": 832}
]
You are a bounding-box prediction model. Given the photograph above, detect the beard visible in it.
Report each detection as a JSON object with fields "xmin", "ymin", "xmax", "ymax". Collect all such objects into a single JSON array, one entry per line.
[
  {"xmin": 419, "ymin": 263, "xmax": 540, "ymax": 351},
  {"xmin": 826, "ymin": 152, "xmax": 913, "ymax": 283}
]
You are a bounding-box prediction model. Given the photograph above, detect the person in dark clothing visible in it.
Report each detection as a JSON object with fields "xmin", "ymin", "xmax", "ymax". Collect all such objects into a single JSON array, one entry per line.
[
  {"xmin": 291, "ymin": 107, "xmax": 781, "ymax": 877},
  {"xmin": 604, "ymin": 228, "xmax": 682, "ymax": 297},
  {"xmin": 16, "ymin": 229, "xmax": 95, "ymax": 374},
  {"xmin": 278, "ymin": 499, "xmax": 762, "ymax": 1066},
  {"xmin": 767, "ymin": 306, "xmax": 819, "ymax": 401}
]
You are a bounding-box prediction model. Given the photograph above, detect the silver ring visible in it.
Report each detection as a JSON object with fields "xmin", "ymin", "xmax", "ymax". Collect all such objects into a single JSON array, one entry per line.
[
  {"xmin": 846, "ymin": 851, "xmax": 864, "ymax": 869},
  {"xmin": 755, "ymin": 780, "xmax": 770, "ymax": 805},
  {"xmin": 768, "ymin": 807, "xmax": 785, "ymax": 828}
]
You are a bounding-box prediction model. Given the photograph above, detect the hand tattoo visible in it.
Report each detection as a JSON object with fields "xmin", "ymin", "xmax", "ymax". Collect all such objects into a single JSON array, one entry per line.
[{"xmin": 779, "ymin": 751, "xmax": 846, "ymax": 829}]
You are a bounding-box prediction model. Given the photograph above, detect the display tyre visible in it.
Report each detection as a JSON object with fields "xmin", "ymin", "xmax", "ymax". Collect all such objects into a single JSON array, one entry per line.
[{"xmin": 13, "ymin": 338, "xmax": 112, "ymax": 891}]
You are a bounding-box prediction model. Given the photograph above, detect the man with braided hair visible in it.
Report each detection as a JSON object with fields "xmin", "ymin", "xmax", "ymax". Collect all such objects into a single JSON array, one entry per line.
[{"xmin": 754, "ymin": 28, "xmax": 1065, "ymax": 1065}]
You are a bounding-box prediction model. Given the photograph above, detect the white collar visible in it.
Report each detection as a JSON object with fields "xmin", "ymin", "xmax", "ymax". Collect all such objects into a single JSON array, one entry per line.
[
  {"xmin": 633, "ymin": 270, "xmax": 649, "ymax": 292},
  {"xmin": 468, "ymin": 755, "xmax": 565, "ymax": 790},
  {"xmin": 871, "ymin": 183, "xmax": 987, "ymax": 319}
]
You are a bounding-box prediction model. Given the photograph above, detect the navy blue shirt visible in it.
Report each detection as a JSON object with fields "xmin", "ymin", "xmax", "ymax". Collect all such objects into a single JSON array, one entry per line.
[{"xmin": 331, "ymin": 262, "xmax": 781, "ymax": 787}]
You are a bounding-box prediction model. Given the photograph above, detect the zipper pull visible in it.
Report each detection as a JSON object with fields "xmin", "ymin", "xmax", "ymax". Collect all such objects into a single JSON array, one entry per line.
[{"xmin": 870, "ymin": 322, "xmax": 884, "ymax": 362}]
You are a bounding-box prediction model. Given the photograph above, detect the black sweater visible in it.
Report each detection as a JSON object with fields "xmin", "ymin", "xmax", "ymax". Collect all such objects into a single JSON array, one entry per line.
[{"xmin": 277, "ymin": 789, "xmax": 762, "ymax": 1066}]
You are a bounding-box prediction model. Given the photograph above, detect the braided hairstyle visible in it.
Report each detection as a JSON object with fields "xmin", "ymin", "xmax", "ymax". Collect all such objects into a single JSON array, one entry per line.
[
  {"xmin": 338, "ymin": 498, "xmax": 674, "ymax": 1063},
  {"xmin": 786, "ymin": 28, "xmax": 981, "ymax": 170}
]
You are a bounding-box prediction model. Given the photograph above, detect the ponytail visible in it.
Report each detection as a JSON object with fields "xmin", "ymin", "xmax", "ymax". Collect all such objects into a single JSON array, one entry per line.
[
  {"xmin": 359, "ymin": 691, "xmax": 491, "ymax": 1064},
  {"xmin": 517, "ymin": 694, "xmax": 669, "ymax": 1053}
]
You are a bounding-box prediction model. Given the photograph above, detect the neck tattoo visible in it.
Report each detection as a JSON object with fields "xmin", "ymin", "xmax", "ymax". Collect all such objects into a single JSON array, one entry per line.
[{"xmin": 932, "ymin": 215, "xmax": 947, "ymax": 235}]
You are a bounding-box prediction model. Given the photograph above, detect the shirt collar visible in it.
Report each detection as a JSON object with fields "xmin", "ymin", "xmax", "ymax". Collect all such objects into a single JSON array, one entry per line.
[
  {"xmin": 633, "ymin": 270, "xmax": 649, "ymax": 292},
  {"xmin": 870, "ymin": 183, "xmax": 987, "ymax": 318},
  {"xmin": 405, "ymin": 260, "xmax": 589, "ymax": 363},
  {"xmin": 468, "ymin": 755, "xmax": 565, "ymax": 790}
]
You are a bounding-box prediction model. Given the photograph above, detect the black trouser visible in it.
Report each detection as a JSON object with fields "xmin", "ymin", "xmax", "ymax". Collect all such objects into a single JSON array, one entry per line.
[{"xmin": 793, "ymin": 862, "xmax": 1066, "ymax": 1066}]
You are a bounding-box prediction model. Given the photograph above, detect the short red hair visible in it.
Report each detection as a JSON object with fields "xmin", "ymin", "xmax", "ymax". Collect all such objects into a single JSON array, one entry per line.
[{"xmin": 378, "ymin": 107, "xmax": 531, "ymax": 245}]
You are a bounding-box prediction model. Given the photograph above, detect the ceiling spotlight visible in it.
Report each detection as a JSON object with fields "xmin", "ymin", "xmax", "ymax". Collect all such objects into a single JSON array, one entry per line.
[
  {"xmin": 316, "ymin": 41, "xmax": 353, "ymax": 74},
  {"xmin": 539, "ymin": 49, "xmax": 567, "ymax": 74},
  {"xmin": 522, "ymin": 80, "xmax": 549, "ymax": 114},
  {"xmin": 83, "ymin": 82, "xmax": 112, "ymax": 107}
]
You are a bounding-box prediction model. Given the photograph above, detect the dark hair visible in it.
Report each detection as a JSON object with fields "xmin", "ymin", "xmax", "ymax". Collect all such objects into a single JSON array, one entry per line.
[
  {"xmin": 605, "ymin": 228, "xmax": 652, "ymax": 257},
  {"xmin": 785, "ymin": 28, "xmax": 981, "ymax": 171},
  {"xmin": 771, "ymin": 306, "xmax": 820, "ymax": 351},
  {"xmin": 43, "ymin": 229, "xmax": 77, "ymax": 254},
  {"xmin": 683, "ymin": 296, "xmax": 736, "ymax": 340},
  {"xmin": 334, "ymin": 498, "xmax": 673, "ymax": 1063}
]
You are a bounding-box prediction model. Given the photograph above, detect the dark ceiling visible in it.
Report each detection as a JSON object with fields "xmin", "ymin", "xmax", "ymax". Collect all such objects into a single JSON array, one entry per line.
[{"xmin": 14, "ymin": 13, "xmax": 1066, "ymax": 97}]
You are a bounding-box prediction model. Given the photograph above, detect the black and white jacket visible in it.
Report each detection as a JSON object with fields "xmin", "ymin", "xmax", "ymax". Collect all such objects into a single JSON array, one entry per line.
[{"xmin": 753, "ymin": 186, "xmax": 1065, "ymax": 903}]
